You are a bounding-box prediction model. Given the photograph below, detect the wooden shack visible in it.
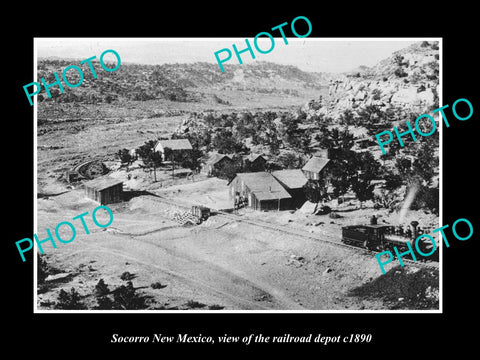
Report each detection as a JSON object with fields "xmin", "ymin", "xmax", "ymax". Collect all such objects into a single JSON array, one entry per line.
[
  {"xmin": 302, "ymin": 156, "xmax": 330, "ymax": 181},
  {"xmin": 229, "ymin": 172, "xmax": 292, "ymax": 211},
  {"xmin": 154, "ymin": 139, "xmax": 193, "ymax": 161},
  {"xmin": 271, "ymin": 169, "xmax": 308, "ymax": 208},
  {"xmin": 201, "ymin": 152, "xmax": 233, "ymax": 176},
  {"xmin": 242, "ymin": 154, "xmax": 267, "ymax": 172},
  {"xmin": 84, "ymin": 176, "xmax": 123, "ymax": 205}
]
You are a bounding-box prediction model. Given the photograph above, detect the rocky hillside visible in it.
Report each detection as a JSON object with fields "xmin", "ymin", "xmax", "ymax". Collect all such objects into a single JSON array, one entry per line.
[
  {"xmin": 36, "ymin": 60, "xmax": 327, "ymax": 104},
  {"xmin": 303, "ymin": 41, "xmax": 440, "ymax": 121}
]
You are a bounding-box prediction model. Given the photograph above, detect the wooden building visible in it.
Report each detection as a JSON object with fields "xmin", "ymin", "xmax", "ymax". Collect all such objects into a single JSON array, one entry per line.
[
  {"xmin": 154, "ymin": 139, "xmax": 193, "ymax": 161},
  {"xmin": 201, "ymin": 152, "xmax": 233, "ymax": 176},
  {"xmin": 310, "ymin": 147, "xmax": 339, "ymax": 159},
  {"xmin": 84, "ymin": 176, "xmax": 123, "ymax": 205},
  {"xmin": 229, "ymin": 172, "xmax": 292, "ymax": 211},
  {"xmin": 242, "ymin": 154, "xmax": 267, "ymax": 172},
  {"xmin": 271, "ymin": 169, "xmax": 308, "ymax": 208},
  {"xmin": 302, "ymin": 156, "xmax": 330, "ymax": 181},
  {"xmin": 64, "ymin": 170, "xmax": 82, "ymax": 183}
]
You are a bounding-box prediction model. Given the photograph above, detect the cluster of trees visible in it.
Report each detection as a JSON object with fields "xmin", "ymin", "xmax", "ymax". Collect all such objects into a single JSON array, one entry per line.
[
  {"xmin": 190, "ymin": 110, "xmax": 314, "ymax": 157},
  {"xmin": 37, "ymin": 59, "xmax": 196, "ymax": 105},
  {"xmin": 53, "ymin": 278, "xmax": 150, "ymax": 310},
  {"xmin": 36, "ymin": 254, "xmax": 151, "ymax": 310},
  {"xmin": 115, "ymin": 109, "xmax": 317, "ymax": 182},
  {"xmin": 115, "ymin": 101, "xmax": 438, "ymax": 214},
  {"xmin": 117, "ymin": 137, "xmax": 202, "ymax": 181},
  {"xmin": 302, "ymin": 120, "xmax": 439, "ymax": 214},
  {"xmin": 304, "ymin": 126, "xmax": 381, "ymax": 208}
]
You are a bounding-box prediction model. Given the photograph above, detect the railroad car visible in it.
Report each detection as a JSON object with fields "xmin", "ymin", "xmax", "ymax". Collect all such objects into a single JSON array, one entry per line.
[{"xmin": 341, "ymin": 218, "xmax": 438, "ymax": 260}]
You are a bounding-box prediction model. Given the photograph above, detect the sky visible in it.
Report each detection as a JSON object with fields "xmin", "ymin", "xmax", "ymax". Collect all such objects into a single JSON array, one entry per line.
[{"xmin": 35, "ymin": 38, "xmax": 426, "ymax": 73}]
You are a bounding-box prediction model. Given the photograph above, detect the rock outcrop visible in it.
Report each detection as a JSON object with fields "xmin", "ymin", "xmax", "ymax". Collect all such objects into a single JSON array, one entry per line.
[{"xmin": 303, "ymin": 41, "xmax": 440, "ymax": 121}]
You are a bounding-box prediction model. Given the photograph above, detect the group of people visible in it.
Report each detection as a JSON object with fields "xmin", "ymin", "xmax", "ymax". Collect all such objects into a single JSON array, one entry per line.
[{"xmin": 233, "ymin": 192, "xmax": 247, "ymax": 212}]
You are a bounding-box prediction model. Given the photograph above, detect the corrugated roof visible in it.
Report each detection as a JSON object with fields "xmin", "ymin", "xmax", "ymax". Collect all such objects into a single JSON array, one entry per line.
[
  {"xmin": 84, "ymin": 176, "xmax": 123, "ymax": 191},
  {"xmin": 234, "ymin": 172, "xmax": 291, "ymax": 201},
  {"xmin": 155, "ymin": 139, "xmax": 193, "ymax": 152},
  {"xmin": 302, "ymin": 156, "xmax": 330, "ymax": 173},
  {"xmin": 271, "ymin": 169, "xmax": 308, "ymax": 189}
]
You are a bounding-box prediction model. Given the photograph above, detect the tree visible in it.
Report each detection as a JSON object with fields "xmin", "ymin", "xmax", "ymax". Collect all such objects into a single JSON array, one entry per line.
[
  {"xmin": 396, "ymin": 156, "xmax": 413, "ymax": 178},
  {"xmin": 112, "ymin": 281, "xmax": 148, "ymax": 310},
  {"xmin": 303, "ymin": 179, "xmax": 328, "ymax": 211},
  {"xmin": 212, "ymin": 129, "xmax": 247, "ymax": 154},
  {"xmin": 350, "ymin": 152, "xmax": 381, "ymax": 208},
  {"xmin": 357, "ymin": 104, "xmax": 383, "ymax": 123},
  {"xmin": 116, "ymin": 148, "xmax": 134, "ymax": 171},
  {"xmin": 136, "ymin": 140, "xmax": 163, "ymax": 181},
  {"xmin": 37, "ymin": 255, "xmax": 48, "ymax": 284},
  {"xmin": 339, "ymin": 109, "xmax": 356, "ymax": 126},
  {"xmin": 279, "ymin": 114, "xmax": 302, "ymax": 148},
  {"xmin": 351, "ymin": 178, "xmax": 375, "ymax": 209},
  {"xmin": 94, "ymin": 279, "xmax": 110, "ymax": 297},
  {"xmin": 276, "ymin": 152, "xmax": 303, "ymax": 169},
  {"xmin": 298, "ymin": 132, "xmax": 312, "ymax": 155},
  {"xmin": 55, "ymin": 288, "xmax": 85, "ymax": 310},
  {"xmin": 383, "ymin": 172, "xmax": 403, "ymax": 191},
  {"xmin": 317, "ymin": 126, "xmax": 354, "ymax": 151},
  {"xmin": 410, "ymin": 184, "xmax": 439, "ymax": 215},
  {"xmin": 412, "ymin": 140, "xmax": 438, "ymax": 185}
]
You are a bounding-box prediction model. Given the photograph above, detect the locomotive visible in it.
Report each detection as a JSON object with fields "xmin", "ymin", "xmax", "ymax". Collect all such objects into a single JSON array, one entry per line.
[{"xmin": 341, "ymin": 216, "xmax": 438, "ymax": 260}]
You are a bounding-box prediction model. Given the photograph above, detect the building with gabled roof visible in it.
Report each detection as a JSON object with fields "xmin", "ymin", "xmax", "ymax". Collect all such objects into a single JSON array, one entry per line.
[
  {"xmin": 229, "ymin": 172, "xmax": 292, "ymax": 211},
  {"xmin": 242, "ymin": 153, "xmax": 268, "ymax": 172},
  {"xmin": 271, "ymin": 169, "xmax": 308, "ymax": 208},
  {"xmin": 154, "ymin": 139, "xmax": 193, "ymax": 161},
  {"xmin": 302, "ymin": 156, "xmax": 330, "ymax": 181},
  {"xmin": 271, "ymin": 169, "xmax": 308, "ymax": 190},
  {"xmin": 201, "ymin": 152, "xmax": 234, "ymax": 176},
  {"xmin": 84, "ymin": 176, "xmax": 123, "ymax": 205}
]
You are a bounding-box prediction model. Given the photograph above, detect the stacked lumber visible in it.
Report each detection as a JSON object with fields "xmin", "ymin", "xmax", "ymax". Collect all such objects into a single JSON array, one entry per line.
[{"xmin": 172, "ymin": 210, "xmax": 200, "ymax": 226}]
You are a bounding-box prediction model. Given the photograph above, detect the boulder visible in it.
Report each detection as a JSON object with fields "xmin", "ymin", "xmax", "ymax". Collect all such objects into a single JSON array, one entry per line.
[{"xmin": 391, "ymin": 87, "xmax": 422, "ymax": 106}]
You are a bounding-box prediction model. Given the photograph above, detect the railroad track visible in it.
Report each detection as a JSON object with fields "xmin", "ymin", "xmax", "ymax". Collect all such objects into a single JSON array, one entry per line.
[{"xmin": 143, "ymin": 194, "xmax": 439, "ymax": 271}]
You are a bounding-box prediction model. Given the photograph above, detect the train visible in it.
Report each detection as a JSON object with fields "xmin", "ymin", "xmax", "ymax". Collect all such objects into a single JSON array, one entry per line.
[{"xmin": 341, "ymin": 216, "xmax": 438, "ymax": 261}]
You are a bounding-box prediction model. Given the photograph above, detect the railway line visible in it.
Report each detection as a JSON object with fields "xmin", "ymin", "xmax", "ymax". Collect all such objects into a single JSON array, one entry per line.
[{"xmin": 143, "ymin": 194, "xmax": 439, "ymax": 271}]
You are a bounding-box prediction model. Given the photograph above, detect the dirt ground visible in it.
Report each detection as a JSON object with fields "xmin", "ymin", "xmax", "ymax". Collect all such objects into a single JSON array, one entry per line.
[{"xmin": 36, "ymin": 170, "xmax": 440, "ymax": 311}]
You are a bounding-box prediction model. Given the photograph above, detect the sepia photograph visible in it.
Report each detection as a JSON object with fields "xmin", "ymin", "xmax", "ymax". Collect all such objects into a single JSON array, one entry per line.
[{"xmin": 33, "ymin": 38, "xmax": 441, "ymax": 312}]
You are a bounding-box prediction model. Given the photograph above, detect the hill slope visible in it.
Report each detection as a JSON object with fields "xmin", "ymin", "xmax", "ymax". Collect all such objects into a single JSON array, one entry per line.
[
  {"xmin": 36, "ymin": 60, "xmax": 327, "ymax": 105},
  {"xmin": 303, "ymin": 41, "xmax": 440, "ymax": 120}
]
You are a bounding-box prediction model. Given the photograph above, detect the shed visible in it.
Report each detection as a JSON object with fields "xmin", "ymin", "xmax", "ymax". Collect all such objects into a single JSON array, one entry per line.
[
  {"xmin": 65, "ymin": 170, "xmax": 83, "ymax": 183},
  {"xmin": 201, "ymin": 152, "xmax": 233, "ymax": 176},
  {"xmin": 271, "ymin": 169, "xmax": 308, "ymax": 208},
  {"xmin": 229, "ymin": 172, "xmax": 292, "ymax": 211},
  {"xmin": 154, "ymin": 139, "xmax": 193, "ymax": 161},
  {"xmin": 84, "ymin": 176, "xmax": 123, "ymax": 205},
  {"xmin": 302, "ymin": 156, "xmax": 330, "ymax": 181},
  {"xmin": 242, "ymin": 153, "xmax": 267, "ymax": 172}
]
